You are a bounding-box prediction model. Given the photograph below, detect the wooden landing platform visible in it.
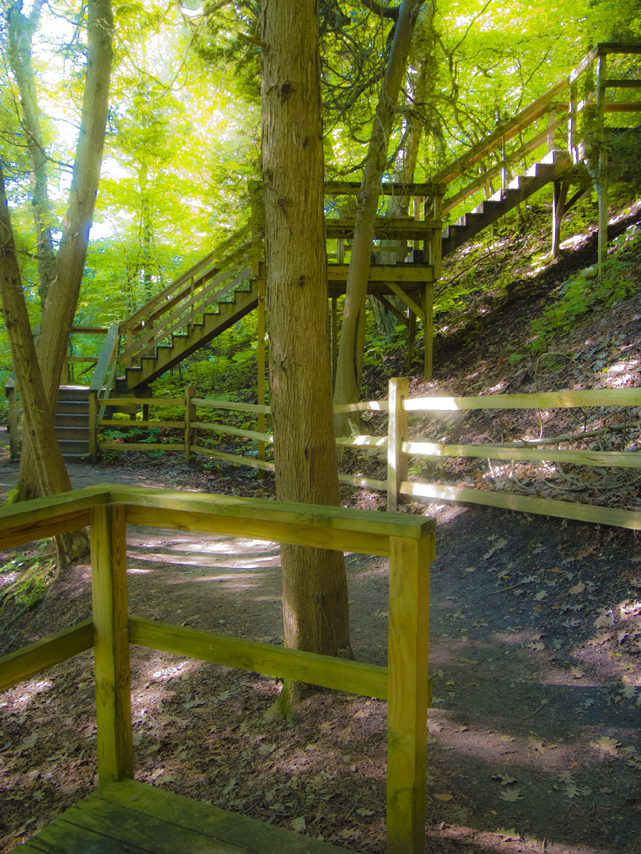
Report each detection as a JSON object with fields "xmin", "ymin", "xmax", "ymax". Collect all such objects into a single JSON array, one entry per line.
[{"xmin": 15, "ymin": 778, "xmax": 345, "ymax": 854}]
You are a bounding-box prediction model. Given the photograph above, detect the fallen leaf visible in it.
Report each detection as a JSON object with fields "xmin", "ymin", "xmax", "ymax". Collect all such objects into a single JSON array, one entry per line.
[
  {"xmin": 526, "ymin": 641, "xmax": 545, "ymax": 651},
  {"xmin": 465, "ymin": 567, "xmax": 476, "ymax": 573},
  {"xmin": 492, "ymin": 773, "xmax": 517, "ymax": 786},
  {"xmin": 622, "ymin": 685, "xmax": 637, "ymax": 699},
  {"xmin": 499, "ymin": 736, "xmax": 516, "ymax": 743},
  {"xmin": 353, "ymin": 709, "xmax": 369, "ymax": 719},
  {"xmin": 569, "ymin": 582, "xmax": 586, "ymax": 595},
  {"xmin": 590, "ymin": 736, "xmax": 620, "ymax": 755},
  {"xmin": 292, "ymin": 817, "xmax": 306, "ymax": 832},
  {"xmin": 617, "ymin": 631, "xmax": 629, "ymax": 644},
  {"xmin": 434, "ymin": 793, "xmax": 454, "ymax": 801},
  {"xmin": 499, "ymin": 787, "xmax": 522, "ymax": 802},
  {"xmin": 528, "ymin": 737, "xmax": 546, "ymax": 752},
  {"xmin": 483, "ymin": 538, "xmax": 507, "ymax": 560},
  {"xmin": 564, "ymin": 784, "xmax": 579, "ymax": 799},
  {"xmin": 534, "ymin": 590, "xmax": 548, "ymax": 601},
  {"xmin": 562, "ymin": 618, "xmax": 581, "ymax": 628},
  {"xmin": 570, "ymin": 668, "xmax": 584, "ymax": 679},
  {"xmin": 558, "ymin": 770, "xmax": 574, "ymax": 783},
  {"xmin": 356, "ymin": 808, "xmax": 374, "ymax": 817}
]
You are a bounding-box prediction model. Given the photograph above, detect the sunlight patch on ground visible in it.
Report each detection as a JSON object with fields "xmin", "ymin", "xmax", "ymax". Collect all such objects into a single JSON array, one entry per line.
[
  {"xmin": 165, "ymin": 539, "xmax": 278, "ymax": 555},
  {"xmin": 126, "ymin": 568, "xmax": 154, "ymax": 574}
]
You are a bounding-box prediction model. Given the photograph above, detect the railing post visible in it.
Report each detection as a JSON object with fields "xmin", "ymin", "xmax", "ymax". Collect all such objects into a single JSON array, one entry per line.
[
  {"xmin": 387, "ymin": 377, "xmax": 408, "ymax": 513},
  {"xmin": 547, "ymin": 104, "xmax": 556, "ymax": 153},
  {"xmin": 126, "ymin": 329, "xmax": 133, "ymax": 370},
  {"xmin": 596, "ymin": 51, "xmax": 608, "ymax": 274},
  {"xmin": 185, "ymin": 385, "xmax": 195, "ymax": 464},
  {"xmin": 257, "ymin": 279, "xmax": 266, "ymax": 480},
  {"xmin": 90, "ymin": 503, "xmax": 134, "ymax": 783},
  {"xmin": 423, "ymin": 284, "xmax": 434, "ymax": 383},
  {"xmin": 386, "ymin": 533, "xmax": 431, "ymax": 854},
  {"xmin": 569, "ymin": 78, "xmax": 577, "ymax": 162},
  {"xmin": 501, "ymin": 134, "xmax": 507, "ymax": 194},
  {"xmin": 7, "ymin": 385, "xmax": 18, "ymax": 461},
  {"xmin": 89, "ymin": 390, "xmax": 98, "ymax": 465}
]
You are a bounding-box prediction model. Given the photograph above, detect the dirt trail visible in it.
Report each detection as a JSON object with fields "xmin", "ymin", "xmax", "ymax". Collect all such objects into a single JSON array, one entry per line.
[{"xmin": 1, "ymin": 452, "xmax": 640, "ymax": 853}]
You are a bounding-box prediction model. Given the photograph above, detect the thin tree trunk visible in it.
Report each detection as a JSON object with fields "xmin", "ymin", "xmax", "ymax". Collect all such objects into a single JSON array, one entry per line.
[
  {"xmin": 261, "ymin": 0, "xmax": 351, "ymax": 707},
  {"xmin": 0, "ymin": 166, "xmax": 77, "ymax": 569},
  {"xmin": 333, "ymin": 0, "xmax": 423, "ymax": 435},
  {"xmin": 17, "ymin": 0, "xmax": 114, "ymax": 515},
  {"xmin": 3, "ymin": 0, "xmax": 57, "ymax": 304}
]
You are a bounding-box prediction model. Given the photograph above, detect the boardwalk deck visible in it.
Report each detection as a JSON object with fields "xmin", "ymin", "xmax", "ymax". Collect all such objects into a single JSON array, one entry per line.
[{"xmin": 14, "ymin": 778, "xmax": 346, "ymax": 854}]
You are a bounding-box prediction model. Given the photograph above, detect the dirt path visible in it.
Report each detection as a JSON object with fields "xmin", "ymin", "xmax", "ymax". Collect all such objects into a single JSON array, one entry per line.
[{"xmin": 0, "ymin": 455, "xmax": 640, "ymax": 853}]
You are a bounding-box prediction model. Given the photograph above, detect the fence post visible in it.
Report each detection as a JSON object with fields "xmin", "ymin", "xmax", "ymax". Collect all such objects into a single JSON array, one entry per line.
[
  {"xmin": 257, "ymin": 279, "xmax": 266, "ymax": 480},
  {"xmin": 387, "ymin": 377, "xmax": 408, "ymax": 512},
  {"xmin": 90, "ymin": 503, "xmax": 134, "ymax": 783},
  {"xmin": 89, "ymin": 390, "xmax": 98, "ymax": 465},
  {"xmin": 386, "ymin": 533, "xmax": 431, "ymax": 854},
  {"xmin": 596, "ymin": 51, "xmax": 608, "ymax": 274},
  {"xmin": 7, "ymin": 386, "xmax": 18, "ymax": 461},
  {"xmin": 185, "ymin": 385, "xmax": 195, "ymax": 464}
]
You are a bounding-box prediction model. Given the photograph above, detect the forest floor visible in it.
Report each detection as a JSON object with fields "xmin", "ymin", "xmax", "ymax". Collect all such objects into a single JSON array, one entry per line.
[{"xmin": 1, "ymin": 201, "xmax": 641, "ymax": 854}]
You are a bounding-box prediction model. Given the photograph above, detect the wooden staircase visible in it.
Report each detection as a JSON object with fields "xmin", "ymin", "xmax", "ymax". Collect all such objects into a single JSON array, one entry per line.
[
  {"xmin": 54, "ymin": 386, "xmax": 91, "ymax": 462},
  {"xmin": 441, "ymin": 150, "xmax": 573, "ymax": 256}
]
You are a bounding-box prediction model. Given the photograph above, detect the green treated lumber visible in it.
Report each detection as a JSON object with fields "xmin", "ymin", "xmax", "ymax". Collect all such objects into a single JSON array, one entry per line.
[
  {"xmin": 0, "ymin": 619, "xmax": 94, "ymax": 694},
  {"xmin": 192, "ymin": 422, "xmax": 274, "ymax": 443},
  {"xmin": 403, "ymin": 388, "xmax": 641, "ymax": 412},
  {"xmin": 92, "ymin": 780, "xmax": 347, "ymax": 854},
  {"xmin": 20, "ymin": 816, "xmax": 150, "ymax": 854},
  {"xmin": 109, "ymin": 484, "xmax": 434, "ymax": 541},
  {"xmin": 399, "ymin": 480, "xmax": 641, "ymax": 530},
  {"xmin": 99, "ymin": 443, "xmax": 185, "ymax": 452},
  {"xmin": 192, "ymin": 399, "xmax": 272, "ymax": 415},
  {"xmin": 403, "ymin": 441, "xmax": 641, "ymax": 468},
  {"xmin": 0, "ymin": 485, "xmax": 108, "ymax": 550},
  {"xmin": 90, "ymin": 504, "xmax": 134, "ymax": 783},
  {"xmin": 324, "ymin": 181, "xmax": 445, "ymax": 195},
  {"xmin": 99, "ymin": 420, "xmax": 186, "ymax": 428},
  {"xmin": 387, "ymin": 283, "xmax": 425, "ymax": 323},
  {"xmin": 336, "ymin": 434, "xmax": 388, "ymax": 448},
  {"xmin": 105, "ymin": 397, "xmax": 185, "ymax": 407},
  {"xmin": 191, "ymin": 445, "xmax": 276, "ymax": 470},
  {"xmin": 338, "ymin": 473, "xmax": 388, "ymax": 490},
  {"xmin": 129, "ymin": 616, "xmax": 388, "ymax": 699},
  {"xmin": 89, "ymin": 324, "xmax": 119, "ymax": 393},
  {"xmin": 333, "ymin": 400, "xmax": 389, "ymax": 413},
  {"xmin": 326, "ymin": 265, "xmax": 434, "ymax": 284}
]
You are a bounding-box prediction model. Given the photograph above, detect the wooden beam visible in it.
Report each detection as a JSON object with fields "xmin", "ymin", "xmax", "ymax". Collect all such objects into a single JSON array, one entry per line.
[
  {"xmin": 257, "ymin": 277, "xmax": 266, "ymax": 480},
  {"xmin": 387, "ymin": 283, "xmax": 426, "ymax": 323},
  {"xmin": 90, "ymin": 504, "xmax": 134, "ymax": 783},
  {"xmin": 0, "ymin": 619, "xmax": 94, "ymax": 693},
  {"xmin": 399, "ymin": 480, "xmax": 641, "ymax": 530},
  {"xmin": 386, "ymin": 536, "xmax": 431, "ymax": 854},
  {"xmin": 324, "ymin": 181, "xmax": 445, "ymax": 196},
  {"xmin": 192, "ymin": 422, "xmax": 274, "ymax": 443},
  {"xmin": 373, "ymin": 293, "xmax": 409, "ymax": 328},
  {"xmin": 388, "ymin": 378, "xmax": 409, "ymax": 513},
  {"xmin": 424, "ymin": 284, "xmax": 434, "ymax": 383},
  {"xmin": 192, "ymin": 399, "xmax": 272, "ymax": 415},
  {"xmin": 402, "ymin": 441, "xmax": 641, "ymax": 468},
  {"xmin": 129, "ymin": 617, "xmax": 388, "ymax": 700},
  {"xmin": 327, "ymin": 265, "xmax": 434, "ymax": 284},
  {"xmin": 403, "ymin": 388, "xmax": 641, "ymax": 411},
  {"xmin": 190, "ymin": 446, "xmax": 276, "ymax": 470}
]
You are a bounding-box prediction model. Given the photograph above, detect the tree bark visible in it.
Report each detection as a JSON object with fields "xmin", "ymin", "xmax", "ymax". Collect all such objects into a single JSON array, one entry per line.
[
  {"xmin": 260, "ymin": 0, "xmax": 351, "ymax": 688},
  {"xmin": 3, "ymin": 0, "xmax": 57, "ymax": 304},
  {"xmin": 17, "ymin": 0, "xmax": 114, "ymax": 510},
  {"xmin": 333, "ymin": 0, "xmax": 423, "ymax": 435},
  {"xmin": 0, "ymin": 165, "xmax": 77, "ymax": 568}
]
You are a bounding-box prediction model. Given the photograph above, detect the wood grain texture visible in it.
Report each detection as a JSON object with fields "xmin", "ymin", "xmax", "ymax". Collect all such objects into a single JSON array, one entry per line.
[
  {"xmin": 403, "ymin": 387, "xmax": 641, "ymax": 411},
  {"xmin": 388, "ymin": 378, "xmax": 409, "ymax": 513},
  {"xmin": 400, "ymin": 480, "xmax": 641, "ymax": 530},
  {"xmin": 403, "ymin": 441, "xmax": 641, "ymax": 468},
  {"xmin": 386, "ymin": 536, "xmax": 431, "ymax": 854},
  {"xmin": 0, "ymin": 619, "xmax": 93, "ymax": 693},
  {"xmin": 129, "ymin": 616, "xmax": 388, "ymax": 699},
  {"xmin": 191, "ymin": 445, "xmax": 275, "ymax": 471},
  {"xmin": 90, "ymin": 504, "xmax": 133, "ymax": 782},
  {"xmin": 112, "ymin": 484, "xmax": 434, "ymax": 542}
]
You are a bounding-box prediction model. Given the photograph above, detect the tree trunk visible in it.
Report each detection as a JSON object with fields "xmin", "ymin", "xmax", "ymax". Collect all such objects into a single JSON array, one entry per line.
[
  {"xmin": 3, "ymin": 0, "xmax": 57, "ymax": 304},
  {"xmin": 372, "ymin": 3, "xmax": 436, "ymax": 332},
  {"xmin": 260, "ymin": 0, "xmax": 351, "ymax": 699},
  {"xmin": 333, "ymin": 0, "xmax": 423, "ymax": 435},
  {"xmin": 0, "ymin": 166, "xmax": 77, "ymax": 569},
  {"xmin": 17, "ymin": 0, "xmax": 114, "ymax": 514}
]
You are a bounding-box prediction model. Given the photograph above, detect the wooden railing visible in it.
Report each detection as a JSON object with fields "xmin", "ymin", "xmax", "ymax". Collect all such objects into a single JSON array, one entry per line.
[
  {"xmin": 427, "ymin": 42, "xmax": 641, "ymax": 262},
  {"xmin": 89, "ymin": 378, "xmax": 641, "ymax": 530},
  {"xmin": 0, "ymin": 485, "xmax": 435, "ymax": 854}
]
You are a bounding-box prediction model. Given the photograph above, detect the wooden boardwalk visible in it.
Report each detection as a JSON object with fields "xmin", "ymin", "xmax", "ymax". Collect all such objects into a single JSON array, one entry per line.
[{"xmin": 14, "ymin": 778, "xmax": 344, "ymax": 854}]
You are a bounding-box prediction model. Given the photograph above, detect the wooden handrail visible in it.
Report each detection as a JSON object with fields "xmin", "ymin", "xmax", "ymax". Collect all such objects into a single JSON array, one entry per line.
[{"xmin": 89, "ymin": 323, "xmax": 120, "ymax": 393}]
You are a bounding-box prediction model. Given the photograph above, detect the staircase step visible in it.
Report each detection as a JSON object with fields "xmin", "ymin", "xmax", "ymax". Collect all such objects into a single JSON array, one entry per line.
[
  {"xmin": 54, "ymin": 426, "xmax": 89, "ymax": 441},
  {"xmin": 56, "ymin": 400, "xmax": 90, "ymax": 415},
  {"xmin": 55, "ymin": 413, "xmax": 90, "ymax": 428},
  {"xmin": 57, "ymin": 439, "xmax": 90, "ymax": 455}
]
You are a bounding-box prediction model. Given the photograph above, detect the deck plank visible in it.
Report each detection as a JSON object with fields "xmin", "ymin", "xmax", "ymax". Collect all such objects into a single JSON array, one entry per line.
[
  {"xmin": 13, "ymin": 780, "xmax": 347, "ymax": 854},
  {"xmin": 92, "ymin": 780, "xmax": 344, "ymax": 854}
]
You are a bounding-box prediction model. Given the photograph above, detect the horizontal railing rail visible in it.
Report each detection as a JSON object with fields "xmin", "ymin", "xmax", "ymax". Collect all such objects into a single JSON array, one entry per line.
[{"xmin": 0, "ymin": 484, "xmax": 434, "ymax": 854}]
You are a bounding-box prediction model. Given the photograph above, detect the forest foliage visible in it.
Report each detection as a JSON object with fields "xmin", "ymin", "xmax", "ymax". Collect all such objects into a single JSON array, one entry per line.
[{"xmin": 1, "ymin": 0, "xmax": 641, "ymax": 410}]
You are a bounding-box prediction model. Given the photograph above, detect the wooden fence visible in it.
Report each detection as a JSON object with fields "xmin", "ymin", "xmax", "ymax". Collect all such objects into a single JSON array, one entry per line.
[
  {"xmin": 90, "ymin": 378, "xmax": 641, "ymax": 530},
  {"xmin": 0, "ymin": 485, "xmax": 435, "ymax": 854}
]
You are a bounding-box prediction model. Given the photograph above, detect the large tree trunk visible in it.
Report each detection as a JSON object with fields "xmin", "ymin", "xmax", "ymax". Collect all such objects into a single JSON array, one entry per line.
[
  {"xmin": 260, "ymin": 0, "xmax": 351, "ymax": 703},
  {"xmin": 0, "ymin": 166, "xmax": 76, "ymax": 569},
  {"xmin": 3, "ymin": 0, "xmax": 57, "ymax": 304},
  {"xmin": 17, "ymin": 0, "xmax": 114, "ymax": 516},
  {"xmin": 333, "ymin": 0, "xmax": 423, "ymax": 435}
]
